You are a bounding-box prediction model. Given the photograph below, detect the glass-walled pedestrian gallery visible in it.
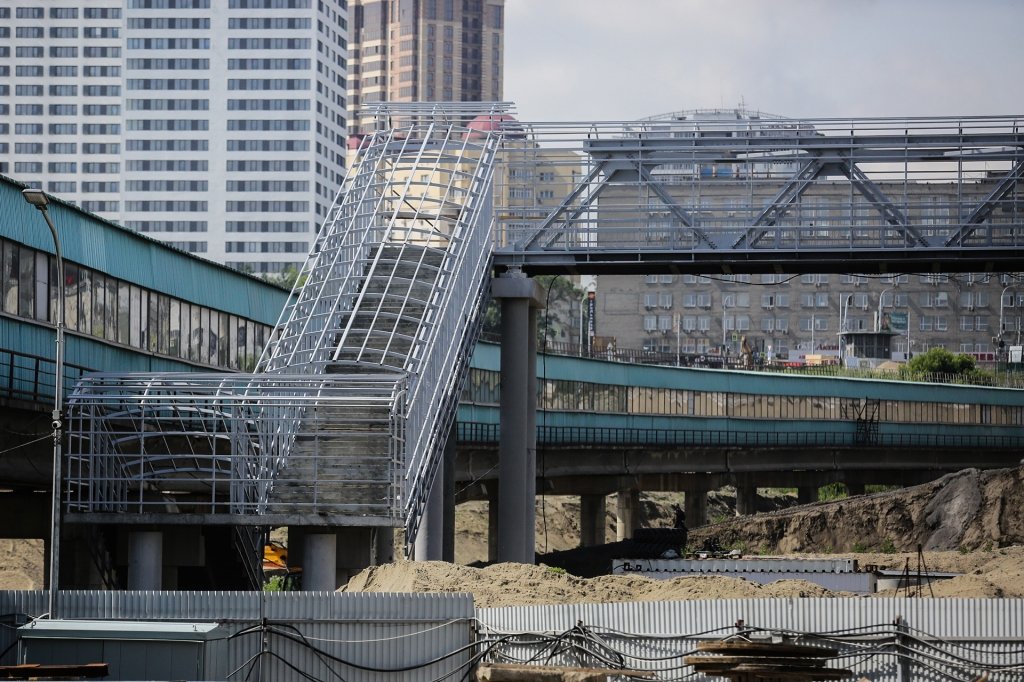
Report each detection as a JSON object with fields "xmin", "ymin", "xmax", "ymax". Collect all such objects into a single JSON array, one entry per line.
[{"xmin": 1, "ymin": 235, "xmax": 273, "ymax": 370}]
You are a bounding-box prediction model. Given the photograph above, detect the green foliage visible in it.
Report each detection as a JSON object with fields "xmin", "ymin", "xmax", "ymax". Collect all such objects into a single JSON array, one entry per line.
[
  {"xmin": 264, "ymin": 265, "xmax": 305, "ymax": 291},
  {"xmin": 537, "ymin": 275, "xmax": 585, "ymax": 348},
  {"xmin": 904, "ymin": 347, "xmax": 977, "ymax": 375},
  {"xmin": 817, "ymin": 482, "xmax": 848, "ymax": 502},
  {"xmin": 852, "ymin": 542, "xmax": 868, "ymax": 553},
  {"xmin": 264, "ymin": 575, "xmax": 286, "ymax": 592},
  {"xmin": 879, "ymin": 537, "xmax": 897, "ymax": 554},
  {"xmin": 545, "ymin": 565, "xmax": 567, "ymax": 575},
  {"xmin": 481, "ymin": 300, "xmax": 500, "ymax": 336},
  {"xmin": 482, "ymin": 275, "xmax": 586, "ymax": 347},
  {"xmin": 865, "ymin": 484, "xmax": 900, "ymax": 494}
]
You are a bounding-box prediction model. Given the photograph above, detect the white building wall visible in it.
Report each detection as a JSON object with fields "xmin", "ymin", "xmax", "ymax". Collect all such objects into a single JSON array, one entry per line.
[{"xmin": 0, "ymin": 0, "xmax": 349, "ymax": 275}]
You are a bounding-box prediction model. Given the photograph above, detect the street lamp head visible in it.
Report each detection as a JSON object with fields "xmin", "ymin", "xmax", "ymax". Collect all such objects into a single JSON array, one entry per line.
[{"xmin": 22, "ymin": 188, "xmax": 50, "ymax": 210}]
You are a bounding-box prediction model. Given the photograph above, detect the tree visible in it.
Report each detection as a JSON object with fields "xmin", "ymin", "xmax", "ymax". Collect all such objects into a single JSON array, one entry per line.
[
  {"xmin": 906, "ymin": 347, "xmax": 976, "ymax": 375},
  {"xmin": 264, "ymin": 265, "xmax": 305, "ymax": 291},
  {"xmin": 479, "ymin": 275, "xmax": 585, "ymax": 347}
]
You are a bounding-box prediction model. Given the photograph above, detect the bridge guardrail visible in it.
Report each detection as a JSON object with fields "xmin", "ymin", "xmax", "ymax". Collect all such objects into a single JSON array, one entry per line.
[
  {"xmin": 0, "ymin": 349, "xmax": 88, "ymax": 408},
  {"xmin": 457, "ymin": 422, "xmax": 1024, "ymax": 449}
]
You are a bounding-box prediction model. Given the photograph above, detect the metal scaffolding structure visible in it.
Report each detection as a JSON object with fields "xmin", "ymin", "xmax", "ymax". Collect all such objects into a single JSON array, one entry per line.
[
  {"xmin": 62, "ymin": 107, "xmax": 1024, "ymax": 569},
  {"xmin": 66, "ymin": 103, "xmax": 507, "ymax": 551}
]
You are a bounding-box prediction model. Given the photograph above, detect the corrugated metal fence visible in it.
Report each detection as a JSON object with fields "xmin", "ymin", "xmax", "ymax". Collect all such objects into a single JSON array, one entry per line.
[
  {"xmin": 1, "ymin": 591, "xmax": 475, "ymax": 681},
  {"xmin": 478, "ymin": 599, "xmax": 1024, "ymax": 682},
  {"xmin": 3, "ymin": 593, "xmax": 1023, "ymax": 681}
]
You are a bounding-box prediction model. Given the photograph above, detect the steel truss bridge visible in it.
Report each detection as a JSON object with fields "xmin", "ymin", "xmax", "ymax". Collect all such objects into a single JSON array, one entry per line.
[
  {"xmin": 63, "ymin": 105, "xmax": 1024, "ymax": 578},
  {"xmin": 488, "ymin": 111, "xmax": 1024, "ymax": 275}
]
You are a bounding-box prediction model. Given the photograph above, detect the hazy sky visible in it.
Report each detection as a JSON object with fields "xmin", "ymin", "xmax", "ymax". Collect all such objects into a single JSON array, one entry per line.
[{"xmin": 504, "ymin": 0, "xmax": 1024, "ymax": 121}]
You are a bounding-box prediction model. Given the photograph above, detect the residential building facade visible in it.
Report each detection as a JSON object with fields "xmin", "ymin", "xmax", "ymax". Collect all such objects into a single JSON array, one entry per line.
[
  {"xmin": 0, "ymin": 0, "xmax": 349, "ymax": 274},
  {"xmin": 592, "ymin": 109, "xmax": 1023, "ymax": 365},
  {"xmin": 348, "ymin": 0, "xmax": 503, "ymax": 132}
]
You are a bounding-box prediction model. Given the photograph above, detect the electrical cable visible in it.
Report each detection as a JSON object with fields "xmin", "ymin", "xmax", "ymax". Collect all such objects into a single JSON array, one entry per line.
[
  {"xmin": 288, "ymin": 617, "xmax": 474, "ymax": 644},
  {"xmin": 0, "ymin": 433, "xmax": 52, "ymax": 456},
  {"xmin": 263, "ymin": 620, "xmax": 519, "ymax": 674}
]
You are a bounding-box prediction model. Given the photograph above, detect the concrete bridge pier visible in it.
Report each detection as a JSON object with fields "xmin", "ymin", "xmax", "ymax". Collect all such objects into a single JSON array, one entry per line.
[
  {"xmin": 374, "ymin": 527, "xmax": 395, "ymax": 565},
  {"xmin": 580, "ymin": 494, "xmax": 607, "ymax": 547},
  {"xmin": 301, "ymin": 532, "xmax": 337, "ymax": 591},
  {"xmin": 685, "ymin": 486, "xmax": 708, "ymax": 528},
  {"xmin": 127, "ymin": 530, "xmax": 163, "ymax": 590},
  {"xmin": 797, "ymin": 486, "xmax": 819, "ymax": 505},
  {"xmin": 492, "ymin": 273, "xmax": 544, "ymax": 564},
  {"xmin": 289, "ymin": 526, "xmax": 381, "ymax": 590},
  {"xmin": 442, "ymin": 427, "xmax": 456, "ymax": 563},
  {"xmin": 615, "ymin": 488, "xmax": 639, "ymax": 541},
  {"xmin": 414, "ymin": 451, "xmax": 445, "ymax": 561},
  {"xmin": 735, "ymin": 484, "xmax": 759, "ymax": 516},
  {"xmin": 487, "ymin": 485, "xmax": 499, "ymax": 562}
]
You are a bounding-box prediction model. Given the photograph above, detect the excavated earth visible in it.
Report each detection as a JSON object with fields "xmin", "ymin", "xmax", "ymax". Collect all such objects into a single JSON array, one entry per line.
[
  {"xmin": 344, "ymin": 465, "xmax": 1024, "ymax": 606},
  {"xmin": 5, "ymin": 466, "xmax": 1024, "ymax": 606}
]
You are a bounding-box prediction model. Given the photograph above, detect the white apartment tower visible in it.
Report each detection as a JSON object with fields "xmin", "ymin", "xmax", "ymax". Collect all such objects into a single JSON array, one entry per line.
[{"xmin": 0, "ymin": 0, "xmax": 349, "ymax": 274}]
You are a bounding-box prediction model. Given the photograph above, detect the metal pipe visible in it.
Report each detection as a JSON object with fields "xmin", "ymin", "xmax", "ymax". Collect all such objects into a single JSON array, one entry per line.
[{"xmin": 22, "ymin": 189, "xmax": 64, "ymax": 619}]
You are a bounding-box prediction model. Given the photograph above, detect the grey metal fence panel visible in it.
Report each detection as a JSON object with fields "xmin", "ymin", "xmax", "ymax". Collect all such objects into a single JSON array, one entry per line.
[
  {"xmin": 1, "ymin": 591, "xmax": 474, "ymax": 682},
  {"xmin": 0, "ymin": 591, "xmax": 46, "ymax": 666},
  {"xmin": 478, "ymin": 599, "xmax": 1024, "ymax": 682}
]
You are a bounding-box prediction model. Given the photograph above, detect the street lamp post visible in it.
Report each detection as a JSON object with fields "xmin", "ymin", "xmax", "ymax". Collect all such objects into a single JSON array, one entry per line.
[
  {"xmin": 674, "ymin": 313, "xmax": 681, "ymax": 367},
  {"xmin": 839, "ymin": 294, "xmax": 853, "ymax": 364},
  {"xmin": 999, "ymin": 285, "xmax": 1016, "ymax": 340},
  {"xmin": 876, "ymin": 288, "xmax": 893, "ymax": 332},
  {"xmin": 22, "ymin": 188, "xmax": 64, "ymax": 618}
]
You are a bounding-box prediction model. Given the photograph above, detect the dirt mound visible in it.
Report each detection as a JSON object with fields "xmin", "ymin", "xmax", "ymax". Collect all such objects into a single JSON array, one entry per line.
[
  {"xmin": 342, "ymin": 560, "xmax": 848, "ymax": 607},
  {"xmin": 691, "ymin": 466, "xmax": 1024, "ymax": 554},
  {"xmin": 0, "ymin": 539, "xmax": 43, "ymax": 590}
]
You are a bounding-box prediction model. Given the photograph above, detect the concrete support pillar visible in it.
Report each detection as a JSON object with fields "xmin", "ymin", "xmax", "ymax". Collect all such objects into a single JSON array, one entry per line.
[
  {"xmin": 525, "ymin": 307, "xmax": 538, "ymax": 564},
  {"xmin": 797, "ymin": 486, "xmax": 819, "ymax": 505},
  {"xmin": 615, "ymin": 489, "xmax": 639, "ymax": 541},
  {"xmin": 846, "ymin": 481, "xmax": 865, "ymax": 497},
  {"xmin": 492, "ymin": 274, "xmax": 543, "ymax": 564},
  {"xmin": 302, "ymin": 533, "xmax": 337, "ymax": 591},
  {"xmin": 685, "ymin": 488, "xmax": 708, "ymax": 528},
  {"xmin": 735, "ymin": 485, "xmax": 758, "ymax": 516},
  {"xmin": 580, "ymin": 494, "xmax": 606, "ymax": 547},
  {"xmin": 487, "ymin": 486, "xmax": 499, "ymax": 563},
  {"xmin": 442, "ymin": 426, "xmax": 457, "ymax": 563},
  {"xmin": 127, "ymin": 531, "xmax": 162, "ymax": 591},
  {"xmin": 374, "ymin": 527, "xmax": 395, "ymax": 565},
  {"xmin": 414, "ymin": 458, "xmax": 444, "ymax": 561}
]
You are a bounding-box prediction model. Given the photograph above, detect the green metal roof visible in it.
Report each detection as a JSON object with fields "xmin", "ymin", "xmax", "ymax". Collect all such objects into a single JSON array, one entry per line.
[{"xmin": 0, "ymin": 175, "xmax": 289, "ymax": 325}]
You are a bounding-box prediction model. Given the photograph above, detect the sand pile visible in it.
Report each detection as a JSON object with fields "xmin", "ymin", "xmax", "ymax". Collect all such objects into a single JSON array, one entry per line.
[
  {"xmin": 342, "ymin": 560, "xmax": 846, "ymax": 607},
  {"xmin": 0, "ymin": 539, "xmax": 43, "ymax": 590},
  {"xmin": 342, "ymin": 546, "xmax": 1024, "ymax": 606}
]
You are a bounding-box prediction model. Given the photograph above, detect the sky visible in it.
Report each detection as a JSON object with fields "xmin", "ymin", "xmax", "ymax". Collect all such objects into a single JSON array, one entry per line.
[{"xmin": 504, "ymin": 0, "xmax": 1024, "ymax": 122}]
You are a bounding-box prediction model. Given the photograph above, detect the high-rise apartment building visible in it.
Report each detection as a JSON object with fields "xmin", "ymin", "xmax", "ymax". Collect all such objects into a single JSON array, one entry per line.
[
  {"xmin": 348, "ymin": 0, "xmax": 503, "ymax": 132},
  {"xmin": 0, "ymin": 0, "xmax": 349, "ymax": 274}
]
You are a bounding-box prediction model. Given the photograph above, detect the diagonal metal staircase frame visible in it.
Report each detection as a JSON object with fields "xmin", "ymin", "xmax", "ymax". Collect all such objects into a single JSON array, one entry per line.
[{"xmin": 66, "ymin": 103, "xmax": 510, "ymax": 558}]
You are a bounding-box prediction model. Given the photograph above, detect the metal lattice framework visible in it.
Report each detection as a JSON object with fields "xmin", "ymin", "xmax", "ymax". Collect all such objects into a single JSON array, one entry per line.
[
  {"xmin": 487, "ymin": 113, "xmax": 1024, "ymax": 274},
  {"xmin": 63, "ymin": 107, "xmax": 1024, "ymax": 559},
  {"xmin": 65, "ymin": 373, "xmax": 406, "ymax": 523},
  {"xmin": 66, "ymin": 103, "xmax": 507, "ymax": 548}
]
